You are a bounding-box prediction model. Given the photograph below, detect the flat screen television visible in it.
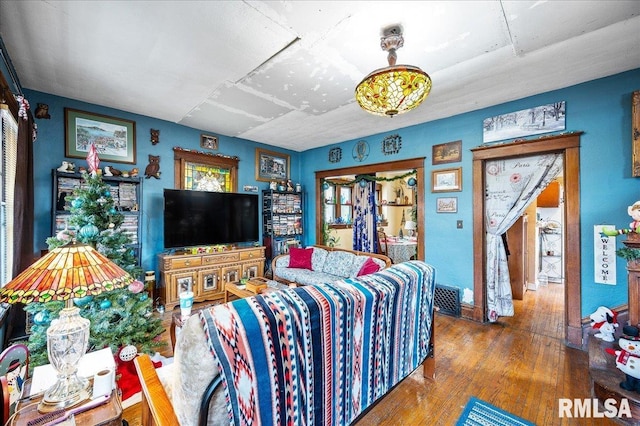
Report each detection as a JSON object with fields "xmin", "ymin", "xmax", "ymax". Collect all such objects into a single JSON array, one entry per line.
[{"xmin": 163, "ymin": 189, "xmax": 259, "ymax": 249}]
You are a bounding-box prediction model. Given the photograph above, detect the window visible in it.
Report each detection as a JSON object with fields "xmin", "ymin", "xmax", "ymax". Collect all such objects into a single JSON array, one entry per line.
[
  {"xmin": 1, "ymin": 104, "xmax": 18, "ymax": 285},
  {"xmin": 323, "ymin": 180, "xmax": 352, "ymax": 228},
  {"xmin": 173, "ymin": 147, "xmax": 238, "ymax": 192}
]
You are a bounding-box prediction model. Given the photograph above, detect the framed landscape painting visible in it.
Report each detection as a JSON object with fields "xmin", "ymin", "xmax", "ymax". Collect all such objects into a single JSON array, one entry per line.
[
  {"xmin": 255, "ymin": 148, "xmax": 289, "ymax": 182},
  {"xmin": 65, "ymin": 108, "xmax": 136, "ymax": 164},
  {"xmin": 432, "ymin": 140, "xmax": 462, "ymax": 165},
  {"xmin": 482, "ymin": 101, "xmax": 566, "ymax": 144}
]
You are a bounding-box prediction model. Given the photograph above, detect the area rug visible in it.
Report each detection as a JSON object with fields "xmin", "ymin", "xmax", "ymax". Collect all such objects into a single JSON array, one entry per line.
[{"xmin": 457, "ymin": 396, "xmax": 535, "ymax": 426}]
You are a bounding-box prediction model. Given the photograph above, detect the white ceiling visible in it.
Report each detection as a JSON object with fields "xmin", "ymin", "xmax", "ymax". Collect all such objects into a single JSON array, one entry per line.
[{"xmin": 1, "ymin": 1, "xmax": 639, "ymax": 152}]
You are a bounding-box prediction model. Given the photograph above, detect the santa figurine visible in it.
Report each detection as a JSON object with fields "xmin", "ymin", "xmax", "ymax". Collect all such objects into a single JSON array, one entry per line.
[{"xmin": 589, "ymin": 306, "xmax": 618, "ymax": 342}]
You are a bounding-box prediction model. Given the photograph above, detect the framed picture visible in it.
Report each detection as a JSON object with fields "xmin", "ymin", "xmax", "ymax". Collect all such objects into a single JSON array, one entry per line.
[
  {"xmin": 482, "ymin": 101, "xmax": 566, "ymax": 144},
  {"xmin": 255, "ymin": 148, "xmax": 290, "ymax": 182},
  {"xmin": 432, "ymin": 167, "xmax": 462, "ymax": 193},
  {"xmin": 200, "ymin": 134, "xmax": 218, "ymax": 150},
  {"xmin": 432, "ymin": 140, "xmax": 462, "ymax": 165},
  {"xmin": 64, "ymin": 108, "xmax": 136, "ymax": 164},
  {"xmin": 436, "ymin": 197, "xmax": 458, "ymax": 213}
]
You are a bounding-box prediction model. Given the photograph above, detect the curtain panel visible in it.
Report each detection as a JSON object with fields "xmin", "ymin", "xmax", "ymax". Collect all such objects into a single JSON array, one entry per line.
[
  {"xmin": 485, "ymin": 153, "xmax": 562, "ymax": 321},
  {"xmin": 352, "ymin": 181, "xmax": 377, "ymax": 252}
]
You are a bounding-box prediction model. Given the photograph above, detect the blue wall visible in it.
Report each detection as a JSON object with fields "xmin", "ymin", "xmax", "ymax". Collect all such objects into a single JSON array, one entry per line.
[
  {"xmin": 299, "ymin": 69, "xmax": 640, "ymax": 316},
  {"xmin": 27, "ymin": 68, "xmax": 639, "ymax": 317},
  {"xmin": 26, "ymin": 91, "xmax": 301, "ymax": 270}
]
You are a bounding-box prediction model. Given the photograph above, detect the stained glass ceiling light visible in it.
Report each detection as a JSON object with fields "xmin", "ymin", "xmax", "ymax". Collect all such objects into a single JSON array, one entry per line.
[{"xmin": 355, "ymin": 26, "xmax": 432, "ymax": 117}]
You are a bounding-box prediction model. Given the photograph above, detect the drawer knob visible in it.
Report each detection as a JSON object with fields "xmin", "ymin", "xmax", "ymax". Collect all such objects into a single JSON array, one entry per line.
[{"xmin": 185, "ymin": 260, "xmax": 190, "ymax": 266}]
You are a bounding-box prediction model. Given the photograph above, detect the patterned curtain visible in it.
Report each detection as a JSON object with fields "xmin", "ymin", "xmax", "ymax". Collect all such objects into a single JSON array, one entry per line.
[
  {"xmin": 485, "ymin": 153, "xmax": 562, "ymax": 322},
  {"xmin": 352, "ymin": 181, "xmax": 377, "ymax": 252}
]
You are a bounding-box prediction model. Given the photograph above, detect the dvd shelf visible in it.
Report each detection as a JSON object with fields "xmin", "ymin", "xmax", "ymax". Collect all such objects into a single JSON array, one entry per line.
[
  {"xmin": 263, "ymin": 189, "xmax": 304, "ymax": 263},
  {"xmin": 52, "ymin": 169, "xmax": 143, "ymax": 265}
]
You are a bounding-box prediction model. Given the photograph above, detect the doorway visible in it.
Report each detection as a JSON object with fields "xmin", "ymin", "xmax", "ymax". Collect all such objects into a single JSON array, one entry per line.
[
  {"xmin": 471, "ymin": 133, "xmax": 583, "ymax": 347},
  {"xmin": 315, "ymin": 158, "xmax": 425, "ymax": 261}
]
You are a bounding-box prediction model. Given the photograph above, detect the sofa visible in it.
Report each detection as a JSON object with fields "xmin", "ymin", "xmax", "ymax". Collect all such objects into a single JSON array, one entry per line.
[
  {"xmin": 272, "ymin": 244, "xmax": 392, "ymax": 286},
  {"xmin": 135, "ymin": 260, "xmax": 435, "ymax": 426}
]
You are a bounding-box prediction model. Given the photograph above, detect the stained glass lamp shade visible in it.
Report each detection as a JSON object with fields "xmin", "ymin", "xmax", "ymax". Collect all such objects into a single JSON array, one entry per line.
[
  {"xmin": 355, "ymin": 26, "xmax": 432, "ymax": 117},
  {"xmin": 0, "ymin": 243, "xmax": 133, "ymax": 411}
]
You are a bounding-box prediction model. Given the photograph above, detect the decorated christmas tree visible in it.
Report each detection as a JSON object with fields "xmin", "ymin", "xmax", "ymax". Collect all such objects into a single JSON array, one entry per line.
[{"xmin": 26, "ymin": 165, "xmax": 165, "ymax": 367}]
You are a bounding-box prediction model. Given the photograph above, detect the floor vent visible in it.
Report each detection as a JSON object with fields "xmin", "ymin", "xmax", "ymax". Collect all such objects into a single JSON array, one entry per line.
[{"xmin": 434, "ymin": 284, "xmax": 461, "ymax": 317}]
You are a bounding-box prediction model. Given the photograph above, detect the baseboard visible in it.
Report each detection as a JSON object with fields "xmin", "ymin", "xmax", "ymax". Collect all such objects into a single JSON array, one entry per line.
[{"xmin": 461, "ymin": 303, "xmax": 475, "ymax": 320}]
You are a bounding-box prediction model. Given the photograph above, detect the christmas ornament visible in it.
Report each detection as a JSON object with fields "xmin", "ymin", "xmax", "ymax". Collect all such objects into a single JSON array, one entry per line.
[
  {"xmin": 104, "ymin": 189, "xmax": 111, "ymax": 197},
  {"xmin": 139, "ymin": 293, "xmax": 148, "ymax": 302},
  {"xmin": 359, "ymin": 180, "xmax": 368, "ymax": 188},
  {"xmin": 97, "ymin": 197, "xmax": 107, "ymax": 205},
  {"xmin": 71, "ymin": 198, "xmax": 83, "ymax": 209},
  {"xmin": 55, "ymin": 228, "xmax": 73, "ymax": 242},
  {"xmin": 128, "ymin": 280, "xmax": 144, "ymax": 294},
  {"xmin": 79, "ymin": 223, "xmax": 99, "ymax": 238},
  {"xmin": 119, "ymin": 345, "xmax": 138, "ymax": 362},
  {"xmin": 109, "ymin": 207, "xmax": 117, "ymax": 214},
  {"xmin": 33, "ymin": 310, "xmax": 50, "ymax": 325},
  {"xmin": 73, "ymin": 295, "xmax": 93, "ymax": 307},
  {"xmin": 100, "ymin": 299, "xmax": 112, "ymax": 309},
  {"xmin": 407, "ymin": 177, "xmax": 417, "ymax": 187}
]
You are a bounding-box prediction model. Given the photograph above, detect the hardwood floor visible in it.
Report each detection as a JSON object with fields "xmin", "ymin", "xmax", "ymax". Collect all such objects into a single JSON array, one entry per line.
[
  {"xmin": 125, "ymin": 283, "xmax": 613, "ymax": 425},
  {"xmin": 355, "ymin": 283, "xmax": 616, "ymax": 426}
]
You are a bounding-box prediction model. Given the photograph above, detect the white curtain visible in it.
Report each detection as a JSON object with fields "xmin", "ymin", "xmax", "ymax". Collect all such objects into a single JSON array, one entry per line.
[
  {"xmin": 485, "ymin": 153, "xmax": 563, "ymax": 322},
  {"xmin": 352, "ymin": 180, "xmax": 377, "ymax": 252}
]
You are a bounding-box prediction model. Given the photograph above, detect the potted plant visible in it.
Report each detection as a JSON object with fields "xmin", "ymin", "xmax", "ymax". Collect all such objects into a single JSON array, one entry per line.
[{"xmin": 322, "ymin": 222, "xmax": 340, "ymax": 248}]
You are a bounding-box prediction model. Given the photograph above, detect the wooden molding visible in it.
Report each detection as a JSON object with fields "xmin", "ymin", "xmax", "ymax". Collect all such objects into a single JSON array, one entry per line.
[{"xmin": 472, "ymin": 132, "xmax": 583, "ymax": 347}]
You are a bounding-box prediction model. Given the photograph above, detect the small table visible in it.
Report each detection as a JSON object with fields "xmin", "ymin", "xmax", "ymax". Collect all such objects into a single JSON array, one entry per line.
[
  {"xmin": 225, "ymin": 282, "xmax": 256, "ymax": 302},
  {"xmin": 385, "ymin": 239, "xmax": 418, "ymax": 264},
  {"xmin": 13, "ymin": 382, "xmax": 122, "ymax": 426}
]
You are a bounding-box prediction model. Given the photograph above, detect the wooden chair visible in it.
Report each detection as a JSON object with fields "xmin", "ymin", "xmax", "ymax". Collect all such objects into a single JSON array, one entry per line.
[
  {"xmin": 0, "ymin": 344, "xmax": 29, "ymax": 424},
  {"xmin": 377, "ymin": 229, "xmax": 388, "ymax": 256}
]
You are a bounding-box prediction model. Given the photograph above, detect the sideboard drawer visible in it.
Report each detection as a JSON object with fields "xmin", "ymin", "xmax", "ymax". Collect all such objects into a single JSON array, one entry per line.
[
  {"xmin": 202, "ymin": 252, "xmax": 240, "ymax": 264},
  {"xmin": 240, "ymin": 249, "xmax": 263, "ymax": 260},
  {"xmin": 170, "ymin": 257, "xmax": 202, "ymax": 269}
]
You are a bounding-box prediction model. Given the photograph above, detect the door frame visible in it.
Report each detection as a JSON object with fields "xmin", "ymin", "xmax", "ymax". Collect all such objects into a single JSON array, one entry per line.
[
  {"xmin": 315, "ymin": 158, "xmax": 425, "ymax": 260},
  {"xmin": 471, "ymin": 133, "xmax": 582, "ymax": 347}
]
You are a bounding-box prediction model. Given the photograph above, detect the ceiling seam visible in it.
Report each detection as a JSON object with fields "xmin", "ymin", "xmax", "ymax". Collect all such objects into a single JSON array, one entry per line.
[{"xmin": 498, "ymin": 0, "xmax": 519, "ymax": 57}]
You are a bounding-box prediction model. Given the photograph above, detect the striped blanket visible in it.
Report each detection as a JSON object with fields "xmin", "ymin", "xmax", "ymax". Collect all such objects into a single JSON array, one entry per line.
[{"xmin": 200, "ymin": 260, "xmax": 435, "ymax": 426}]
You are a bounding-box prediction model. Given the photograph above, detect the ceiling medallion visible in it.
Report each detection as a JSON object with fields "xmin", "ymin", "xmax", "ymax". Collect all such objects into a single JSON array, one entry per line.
[
  {"xmin": 355, "ymin": 25, "xmax": 432, "ymax": 117},
  {"xmin": 352, "ymin": 140, "xmax": 370, "ymax": 162},
  {"xmin": 382, "ymin": 134, "xmax": 402, "ymax": 155},
  {"xmin": 328, "ymin": 147, "xmax": 342, "ymax": 163}
]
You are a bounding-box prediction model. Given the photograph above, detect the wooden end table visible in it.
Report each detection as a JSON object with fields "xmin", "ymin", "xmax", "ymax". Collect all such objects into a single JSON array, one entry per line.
[
  {"xmin": 225, "ymin": 282, "xmax": 256, "ymax": 302},
  {"xmin": 13, "ymin": 382, "xmax": 122, "ymax": 426}
]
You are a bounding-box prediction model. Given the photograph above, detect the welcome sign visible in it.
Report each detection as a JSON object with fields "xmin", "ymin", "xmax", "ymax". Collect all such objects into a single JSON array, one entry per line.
[{"xmin": 594, "ymin": 225, "xmax": 617, "ymax": 285}]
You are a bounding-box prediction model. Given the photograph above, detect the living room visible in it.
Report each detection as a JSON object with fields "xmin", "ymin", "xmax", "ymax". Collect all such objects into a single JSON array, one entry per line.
[{"xmin": 1, "ymin": 1, "xmax": 640, "ymax": 424}]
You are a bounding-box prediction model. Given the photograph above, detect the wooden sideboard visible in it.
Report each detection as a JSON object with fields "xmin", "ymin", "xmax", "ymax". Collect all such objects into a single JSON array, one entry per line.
[{"xmin": 158, "ymin": 246, "xmax": 265, "ymax": 310}]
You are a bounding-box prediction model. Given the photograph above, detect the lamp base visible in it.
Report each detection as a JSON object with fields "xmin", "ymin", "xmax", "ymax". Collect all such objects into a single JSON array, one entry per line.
[
  {"xmin": 40, "ymin": 305, "xmax": 92, "ymax": 412},
  {"xmin": 37, "ymin": 374, "xmax": 91, "ymax": 412}
]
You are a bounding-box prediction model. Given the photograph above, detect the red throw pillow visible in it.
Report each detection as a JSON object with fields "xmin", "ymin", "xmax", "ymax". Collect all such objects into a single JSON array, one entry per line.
[
  {"xmin": 289, "ymin": 247, "xmax": 313, "ymax": 270},
  {"xmin": 357, "ymin": 257, "xmax": 381, "ymax": 276}
]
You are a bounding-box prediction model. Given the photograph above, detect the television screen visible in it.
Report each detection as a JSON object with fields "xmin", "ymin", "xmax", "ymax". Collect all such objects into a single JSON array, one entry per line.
[{"xmin": 163, "ymin": 189, "xmax": 259, "ymax": 249}]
